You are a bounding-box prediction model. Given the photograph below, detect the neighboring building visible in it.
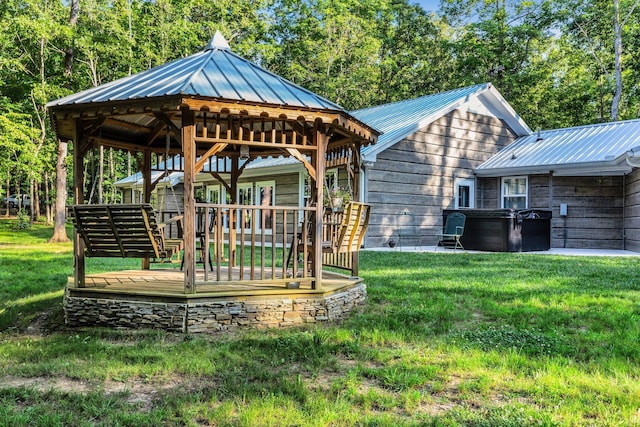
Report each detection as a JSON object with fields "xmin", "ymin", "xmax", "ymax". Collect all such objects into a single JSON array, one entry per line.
[{"xmin": 476, "ymin": 119, "xmax": 640, "ymax": 251}]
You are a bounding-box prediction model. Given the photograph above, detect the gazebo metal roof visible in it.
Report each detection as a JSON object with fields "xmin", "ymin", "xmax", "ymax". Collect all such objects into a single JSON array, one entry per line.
[{"xmin": 47, "ymin": 31, "xmax": 342, "ymax": 112}]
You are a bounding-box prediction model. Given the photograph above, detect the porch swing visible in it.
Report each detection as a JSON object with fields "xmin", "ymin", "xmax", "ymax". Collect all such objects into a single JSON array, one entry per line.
[{"xmin": 70, "ymin": 129, "xmax": 184, "ymax": 263}]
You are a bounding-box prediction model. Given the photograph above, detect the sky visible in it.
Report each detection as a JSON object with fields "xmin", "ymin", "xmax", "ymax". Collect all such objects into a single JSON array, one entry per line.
[{"xmin": 412, "ymin": 0, "xmax": 441, "ymax": 12}]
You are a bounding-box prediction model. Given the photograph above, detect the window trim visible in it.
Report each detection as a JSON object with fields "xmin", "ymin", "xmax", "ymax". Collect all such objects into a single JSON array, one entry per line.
[
  {"xmin": 501, "ymin": 176, "xmax": 528, "ymax": 209},
  {"xmin": 454, "ymin": 178, "xmax": 475, "ymax": 209}
]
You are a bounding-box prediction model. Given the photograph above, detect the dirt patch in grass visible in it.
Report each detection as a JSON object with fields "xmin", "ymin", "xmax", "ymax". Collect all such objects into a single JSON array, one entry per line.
[{"xmin": 0, "ymin": 375, "xmax": 190, "ymax": 411}]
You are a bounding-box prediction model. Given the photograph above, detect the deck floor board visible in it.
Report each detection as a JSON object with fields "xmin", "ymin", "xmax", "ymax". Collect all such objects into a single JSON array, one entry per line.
[{"xmin": 72, "ymin": 268, "xmax": 358, "ymax": 298}]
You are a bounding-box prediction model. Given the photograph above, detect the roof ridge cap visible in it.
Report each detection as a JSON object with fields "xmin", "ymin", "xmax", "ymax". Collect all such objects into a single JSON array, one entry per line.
[
  {"xmin": 537, "ymin": 118, "xmax": 640, "ymax": 134},
  {"xmin": 353, "ymin": 83, "xmax": 488, "ymax": 113}
]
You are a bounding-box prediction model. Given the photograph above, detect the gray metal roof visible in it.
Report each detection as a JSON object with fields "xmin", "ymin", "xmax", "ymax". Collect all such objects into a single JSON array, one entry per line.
[
  {"xmin": 350, "ymin": 83, "xmax": 530, "ymax": 161},
  {"xmin": 476, "ymin": 119, "xmax": 640, "ymax": 176},
  {"xmin": 46, "ymin": 31, "xmax": 342, "ymax": 111},
  {"xmin": 114, "ymin": 155, "xmax": 302, "ymax": 188}
]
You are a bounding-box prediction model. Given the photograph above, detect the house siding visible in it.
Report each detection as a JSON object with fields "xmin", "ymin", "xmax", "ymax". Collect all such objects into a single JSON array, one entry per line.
[
  {"xmin": 365, "ymin": 110, "xmax": 517, "ymax": 247},
  {"xmin": 478, "ymin": 174, "xmax": 625, "ymax": 249},
  {"xmin": 550, "ymin": 176, "xmax": 623, "ymax": 249},
  {"xmin": 624, "ymin": 169, "xmax": 640, "ymax": 251}
]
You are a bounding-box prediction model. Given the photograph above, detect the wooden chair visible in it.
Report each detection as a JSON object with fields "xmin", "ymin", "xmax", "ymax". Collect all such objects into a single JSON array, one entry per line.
[
  {"xmin": 286, "ymin": 202, "xmax": 371, "ymax": 271},
  {"xmin": 325, "ymin": 202, "xmax": 371, "ymax": 254},
  {"xmin": 435, "ymin": 212, "xmax": 465, "ymax": 250},
  {"xmin": 70, "ymin": 204, "xmax": 183, "ymax": 261}
]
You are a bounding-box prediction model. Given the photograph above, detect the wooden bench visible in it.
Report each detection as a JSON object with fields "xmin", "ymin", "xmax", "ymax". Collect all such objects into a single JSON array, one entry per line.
[{"xmin": 70, "ymin": 204, "xmax": 183, "ymax": 260}]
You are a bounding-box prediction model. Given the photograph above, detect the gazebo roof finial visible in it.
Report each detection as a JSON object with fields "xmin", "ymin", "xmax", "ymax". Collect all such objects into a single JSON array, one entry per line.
[{"xmin": 205, "ymin": 30, "xmax": 231, "ymax": 51}]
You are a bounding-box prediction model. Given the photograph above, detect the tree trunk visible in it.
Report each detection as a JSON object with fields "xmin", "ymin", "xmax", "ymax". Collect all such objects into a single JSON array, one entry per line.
[
  {"xmin": 50, "ymin": 0, "xmax": 79, "ymax": 242},
  {"xmin": 50, "ymin": 141, "xmax": 70, "ymax": 243},
  {"xmin": 30, "ymin": 179, "xmax": 36, "ymax": 222},
  {"xmin": 4, "ymin": 178, "xmax": 9, "ymax": 217},
  {"xmin": 612, "ymin": 0, "xmax": 622, "ymax": 120},
  {"xmin": 45, "ymin": 172, "xmax": 52, "ymax": 224}
]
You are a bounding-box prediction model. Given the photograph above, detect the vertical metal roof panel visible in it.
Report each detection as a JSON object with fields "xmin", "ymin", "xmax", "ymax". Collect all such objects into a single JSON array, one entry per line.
[{"xmin": 350, "ymin": 83, "xmax": 531, "ymax": 160}]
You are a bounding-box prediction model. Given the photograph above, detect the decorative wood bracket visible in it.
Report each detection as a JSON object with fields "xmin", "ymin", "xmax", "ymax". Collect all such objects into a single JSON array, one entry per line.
[
  {"xmin": 286, "ymin": 147, "xmax": 316, "ymax": 181},
  {"xmin": 195, "ymin": 143, "xmax": 228, "ymax": 174}
]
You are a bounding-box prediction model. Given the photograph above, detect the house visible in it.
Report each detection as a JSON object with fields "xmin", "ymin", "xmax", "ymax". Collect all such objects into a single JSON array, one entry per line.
[
  {"xmin": 351, "ymin": 83, "xmax": 531, "ymax": 247},
  {"xmin": 115, "ymin": 83, "xmax": 532, "ymax": 248},
  {"xmin": 475, "ymin": 119, "xmax": 640, "ymax": 251}
]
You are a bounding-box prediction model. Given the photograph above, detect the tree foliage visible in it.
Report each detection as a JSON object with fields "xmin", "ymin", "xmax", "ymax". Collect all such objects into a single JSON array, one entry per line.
[{"xmin": 1, "ymin": 0, "xmax": 639, "ymax": 223}]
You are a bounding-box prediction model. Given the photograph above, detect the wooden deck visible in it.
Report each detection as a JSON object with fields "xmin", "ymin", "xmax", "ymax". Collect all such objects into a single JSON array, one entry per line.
[{"xmin": 68, "ymin": 268, "xmax": 362, "ymax": 301}]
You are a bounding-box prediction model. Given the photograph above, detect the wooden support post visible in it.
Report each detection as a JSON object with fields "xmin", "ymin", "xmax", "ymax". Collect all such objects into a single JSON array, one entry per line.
[
  {"xmin": 183, "ymin": 109, "xmax": 197, "ymax": 293},
  {"xmin": 312, "ymin": 126, "xmax": 328, "ymax": 290},
  {"xmin": 229, "ymin": 156, "xmax": 239, "ymax": 267},
  {"xmin": 351, "ymin": 143, "xmax": 360, "ymax": 276},
  {"xmin": 73, "ymin": 120, "xmax": 86, "ymax": 288},
  {"xmin": 141, "ymin": 149, "xmax": 152, "ymax": 270}
]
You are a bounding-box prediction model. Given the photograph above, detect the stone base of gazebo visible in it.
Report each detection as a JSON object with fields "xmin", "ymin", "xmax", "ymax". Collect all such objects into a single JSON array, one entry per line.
[{"xmin": 63, "ymin": 270, "xmax": 366, "ymax": 333}]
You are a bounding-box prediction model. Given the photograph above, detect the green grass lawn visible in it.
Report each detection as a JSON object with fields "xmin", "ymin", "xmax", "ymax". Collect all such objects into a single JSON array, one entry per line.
[{"xmin": 1, "ymin": 218, "xmax": 639, "ymax": 426}]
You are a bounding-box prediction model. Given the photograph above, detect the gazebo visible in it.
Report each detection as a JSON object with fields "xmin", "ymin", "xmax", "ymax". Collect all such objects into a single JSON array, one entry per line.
[{"xmin": 47, "ymin": 32, "xmax": 379, "ymax": 332}]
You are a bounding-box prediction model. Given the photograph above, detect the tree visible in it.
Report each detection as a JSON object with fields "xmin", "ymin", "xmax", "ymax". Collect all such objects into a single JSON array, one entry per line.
[{"xmin": 561, "ymin": 0, "xmax": 640, "ymax": 121}]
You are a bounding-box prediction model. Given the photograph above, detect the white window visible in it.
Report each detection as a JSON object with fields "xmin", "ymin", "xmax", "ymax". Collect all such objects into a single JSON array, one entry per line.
[
  {"xmin": 455, "ymin": 178, "xmax": 475, "ymax": 209},
  {"xmin": 206, "ymin": 185, "xmax": 222, "ymax": 204},
  {"xmin": 132, "ymin": 189, "xmax": 143, "ymax": 203},
  {"xmin": 256, "ymin": 181, "xmax": 275, "ymax": 231},
  {"xmin": 237, "ymin": 183, "xmax": 253, "ymax": 230},
  {"xmin": 501, "ymin": 176, "xmax": 528, "ymax": 209}
]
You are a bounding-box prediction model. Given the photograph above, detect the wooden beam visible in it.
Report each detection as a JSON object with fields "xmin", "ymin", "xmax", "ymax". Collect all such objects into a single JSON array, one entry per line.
[
  {"xmin": 88, "ymin": 135, "xmax": 182, "ymax": 155},
  {"xmin": 182, "ymin": 109, "xmax": 197, "ymax": 294},
  {"xmin": 181, "ymin": 98, "xmax": 341, "ymax": 124},
  {"xmin": 286, "ymin": 147, "xmax": 316, "ymax": 181},
  {"xmin": 194, "ymin": 136, "xmax": 318, "ymax": 151},
  {"xmin": 194, "ymin": 143, "xmax": 228, "ymax": 175},
  {"xmin": 312, "ymin": 126, "xmax": 328, "ymax": 290},
  {"xmin": 141, "ymin": 149, "xmax": 152, "ymax": 270},
  {"xmin": 146, "ymin": 121, "xmax": 167, "ymax": 146},
  {"xmin": 73, "ymin": 119, "xmax": 86, "ymax": 288},
  {"xmin": 154, "ymin": 112, "xmax": 180, "ymax": 135},
  {"xmin": 209, "ymin": 172, "xmax": 231, "ymax": 194}
]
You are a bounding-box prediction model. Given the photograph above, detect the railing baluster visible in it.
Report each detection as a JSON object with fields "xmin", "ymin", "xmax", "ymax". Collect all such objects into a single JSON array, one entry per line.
[
  {"xmin": 271, "ymin": 208, "xmax": 276, "ymax": 280},
  {"xmin": 282, "ymin": 209, "xmax": 288, "ymax": 279},
  {"xmin": 250, "ymin": 211, "xmax": 256, "ymax": 280},
  {"xmin": 239, "ymin": 211, "xmax": 245, "ymax": 281}
]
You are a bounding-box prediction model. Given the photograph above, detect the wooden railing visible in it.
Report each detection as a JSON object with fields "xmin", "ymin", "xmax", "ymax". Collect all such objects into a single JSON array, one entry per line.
[
  {"xmin": 160, "ymin": 205, "xmax": 355, "ymax": 282},
  {"xmin": 194, "ymin": 203, "xmax": 318, "ymax": 282}
]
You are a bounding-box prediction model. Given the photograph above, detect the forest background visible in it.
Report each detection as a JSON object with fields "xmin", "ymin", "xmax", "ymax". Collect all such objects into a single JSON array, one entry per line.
[{"xmin": 1, "ymin": 0, "xmax": 639, "ymax": 238}]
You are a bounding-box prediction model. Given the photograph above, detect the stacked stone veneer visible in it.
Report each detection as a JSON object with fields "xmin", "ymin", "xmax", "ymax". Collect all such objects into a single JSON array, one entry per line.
[{"xmin": 64, "ymin": 283, "xmax": 366, "ymax": 333}]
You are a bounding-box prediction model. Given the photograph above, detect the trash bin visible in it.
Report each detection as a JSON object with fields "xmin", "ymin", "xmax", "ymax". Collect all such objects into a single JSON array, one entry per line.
[
  {"xmin": 442, "ymin": 209, "xmax": 551, "ymax": 252},
  {"xmin": 518, "ymin": 209, "xmax": 552, "ymax": 251}
]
